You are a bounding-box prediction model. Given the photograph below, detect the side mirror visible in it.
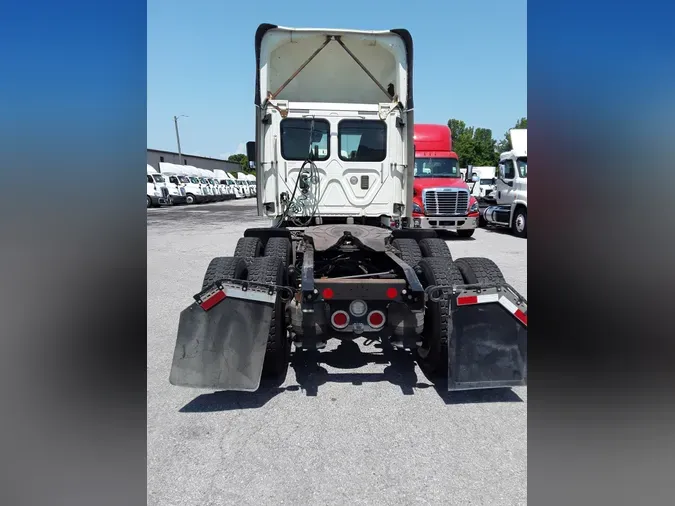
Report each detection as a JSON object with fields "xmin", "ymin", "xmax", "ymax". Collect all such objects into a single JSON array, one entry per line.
[
  {"xmin": 471, "ymin": 173, "xmax": 480, "ymax": 183},
  {"xmin": 498, "ymin": 164, "xmax": 505, "ymax": 179},
  {"xmin": 246, "ymin": 141, "xmax": 256, "ymax": 165}
]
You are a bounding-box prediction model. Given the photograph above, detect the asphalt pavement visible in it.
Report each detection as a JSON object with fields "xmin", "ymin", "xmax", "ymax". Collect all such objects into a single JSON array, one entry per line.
[{"xmin": 147, "ymin": 198, "xmax": 527, "ymax": 506}]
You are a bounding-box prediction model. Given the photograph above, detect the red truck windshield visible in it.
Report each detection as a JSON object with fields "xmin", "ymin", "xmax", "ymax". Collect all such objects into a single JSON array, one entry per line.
[{"xmin": 414, "ymin": 157, "xmax": 460, "ymax": 178}]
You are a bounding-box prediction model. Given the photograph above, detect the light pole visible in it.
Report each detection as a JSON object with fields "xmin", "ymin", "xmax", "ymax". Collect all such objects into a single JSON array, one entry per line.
[{"xmin": 174, "ymin": 115, "xmax": 188, "ymax": 164}]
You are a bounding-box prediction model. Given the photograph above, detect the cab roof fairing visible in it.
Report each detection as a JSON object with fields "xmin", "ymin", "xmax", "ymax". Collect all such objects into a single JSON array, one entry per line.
[{"xmin": 254, "ymin": 24, "xmax": 414, "ymax": 109}]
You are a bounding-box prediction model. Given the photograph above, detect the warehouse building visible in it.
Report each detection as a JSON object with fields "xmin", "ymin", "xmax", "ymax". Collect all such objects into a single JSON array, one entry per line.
[{"xmin": 147, "ymin": 149, "xmax": 243, "ymax": 174}]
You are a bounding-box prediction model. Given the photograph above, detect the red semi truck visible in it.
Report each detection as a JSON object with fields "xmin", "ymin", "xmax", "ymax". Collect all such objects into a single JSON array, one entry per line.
[{"xmin": 411, "ymin": 124, "xmax": 480, "ymax": 237}]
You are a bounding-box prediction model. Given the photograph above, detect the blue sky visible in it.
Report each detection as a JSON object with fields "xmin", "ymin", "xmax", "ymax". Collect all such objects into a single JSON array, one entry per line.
[{"xmin": 148, "ymin": 0, "xmax": 526, "ymax": 159}]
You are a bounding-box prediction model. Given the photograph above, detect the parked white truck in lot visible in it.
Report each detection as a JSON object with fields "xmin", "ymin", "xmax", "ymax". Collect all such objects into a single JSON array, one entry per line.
[
  {"xmin": 160, "ymin": 162, "xmax": 206, "ymax": 204},
  {"xmin": 481, "ymin": 129, "xmax": 527, "ymax": 237},
  {"xmin": 154, "ymin": 163, "xmax": 188, "ymax": 205},
  {"xmin": 147, "ymin": 165, "xmax": 171, "ymax": 207},
  {"xmin": 468, "ymin": 166, "xmax": 497, "ymax": 200},
  {"xmin": 236, "ymin": 172, "xmax": 252, "ymax": 197},
  {"xmin": 224, "ymin": 172, "xmax": 243, "ymax": 198},
  {"xmin": 213, "ymin": 169, "xmax": 236, "ymax": 199},
  {"xmin": 246, "ymin": 173, "xmax": 257, "ymax": 196},
  {"xmin": 169, "ymin": 24, "xmax": 527, "ymax": 394}
]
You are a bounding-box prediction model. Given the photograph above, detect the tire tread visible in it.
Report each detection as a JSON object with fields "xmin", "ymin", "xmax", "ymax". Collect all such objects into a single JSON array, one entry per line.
[
  {"xmin": 201, "ymin": 256, "xmax": 247, "ymax": 290},
  {"xmin": 454, "ymin": 257, "xmax": 505, "ymax": 285},
  {"xmin": 392, "ymin": 238, "xmax": 423, "ymax": 267},
  {"xmin": 419, "ymin": 238, "xmax": 452, "ymax": 258}
]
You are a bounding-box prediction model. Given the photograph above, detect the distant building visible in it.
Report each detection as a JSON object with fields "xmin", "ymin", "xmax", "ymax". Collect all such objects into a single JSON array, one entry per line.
[{"xmin": 147, "ymin": 149, "xmax": 243, "ymax": 174}]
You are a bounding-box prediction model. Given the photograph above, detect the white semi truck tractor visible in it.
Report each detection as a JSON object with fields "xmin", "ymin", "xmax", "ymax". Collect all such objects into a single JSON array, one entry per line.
[
  {"xmin": 481, "ymin": 129, "xmax": 527, "ymax": 237},
  {"xmin": 168, "ymin": 24, "xmax": 528, "ymax": 393}
]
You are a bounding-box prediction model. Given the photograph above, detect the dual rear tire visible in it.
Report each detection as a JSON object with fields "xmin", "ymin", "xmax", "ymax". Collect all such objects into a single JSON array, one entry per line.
[
  {"xmin": 391, "ymin": 237, "xmax": 507, "ymax": 378},
  {"xmin": 234, "ymin": 236, "xmax": 292, "ymax": 267},
  {"xmin": 201, "ymin": 251, "xmax": 290, "ymax": 381},
  {"xmin": 392, "ymin": 237, "xmax": 451, "ymax": 266}
]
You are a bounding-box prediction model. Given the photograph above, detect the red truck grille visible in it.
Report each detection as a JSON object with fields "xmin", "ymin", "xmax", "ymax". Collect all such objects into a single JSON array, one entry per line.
[{"xmin": 422, "ymin": 189, "xmax": 470, "ymax": 215}]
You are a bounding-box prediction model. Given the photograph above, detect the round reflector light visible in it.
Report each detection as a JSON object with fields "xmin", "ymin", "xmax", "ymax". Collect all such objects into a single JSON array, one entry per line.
[
  {"xmin": 368, "ymin": 311, "xmax": 385, "ymax": 328},
  {"xmin": 322, "ymin": 287, "xmax": 334, "ymax": 300},
  {"xmin": 349, "ymin": 299, "xmax": 368, "ymax": 317},
  {"xmin": 386, "ymin": 287, "xmax": 398, "ymax": 299},
  {"xmin": 331, "ymin": 310, "xmax": 349, "ymax": 329}
]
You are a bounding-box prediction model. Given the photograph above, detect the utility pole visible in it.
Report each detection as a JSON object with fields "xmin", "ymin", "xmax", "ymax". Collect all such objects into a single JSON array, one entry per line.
[{"xmin": 174, "ymin": 115, "xmax": 188, "ymax": 164}]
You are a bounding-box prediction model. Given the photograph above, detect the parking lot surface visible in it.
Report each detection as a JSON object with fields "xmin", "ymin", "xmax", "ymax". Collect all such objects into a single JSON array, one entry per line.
[{"xmin": 147, "ymin": 199, "xmax": 527, "ymax": 506}]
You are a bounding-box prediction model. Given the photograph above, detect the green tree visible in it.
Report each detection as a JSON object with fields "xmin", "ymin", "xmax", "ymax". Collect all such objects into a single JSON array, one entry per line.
[
  {"xmin": 472, "ymin": 128, "xmax": 499, "ymax": 166},
  {"xmin": 496, "ymin": 117, "xmax": 527, "ymax": 153},
  {"xmin": 447, "ymin": 118, "xmax": 475, "ymax": 167},
  {"xmin": 227, "ymin": 153, "xmax": 251, "ymax": 173},
  {"xmin": 447, "ymin": 119, "xmax": 499, "ymax": 167}
]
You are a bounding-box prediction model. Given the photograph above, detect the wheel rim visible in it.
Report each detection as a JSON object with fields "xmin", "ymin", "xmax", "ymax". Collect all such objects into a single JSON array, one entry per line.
[
  {"xmin": 186, "ymin": 196, "xmax": 194, "ymax": 204},
  {"xmin": 516, "ymin": 213, "xmax": 526, "ymax": 233}
]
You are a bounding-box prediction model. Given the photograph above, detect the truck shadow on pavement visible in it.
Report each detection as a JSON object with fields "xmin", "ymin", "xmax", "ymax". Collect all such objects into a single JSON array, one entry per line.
[
  {"xmin": 179, "ymin": 340, "xmax": 522, "ymax": 412},
  {"xmin": 479, "ymin": 226, "xmax": 521, "ymax": 237},
  {"xmin": 435, "ymin": 230, "xmax": 476, "ymax": 241}
]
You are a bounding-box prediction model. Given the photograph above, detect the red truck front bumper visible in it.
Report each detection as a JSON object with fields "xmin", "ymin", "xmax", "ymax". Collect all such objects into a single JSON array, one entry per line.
[{"xmin": 410, "ymin": 214, "xmax": 479, "ymax": 231}]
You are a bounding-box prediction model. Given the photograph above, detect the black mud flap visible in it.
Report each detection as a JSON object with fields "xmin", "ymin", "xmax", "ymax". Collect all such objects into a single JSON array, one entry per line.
[
  {"xmin": 444, "ymin": 284, "xmax": 527, "ymax": 391},
  {"xmin": 169, "ymin": 281, "xmax": 280, "ymax": 392}
]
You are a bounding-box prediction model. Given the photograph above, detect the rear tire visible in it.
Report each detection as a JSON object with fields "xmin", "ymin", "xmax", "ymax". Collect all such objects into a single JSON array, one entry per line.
[
  {"xmin": 246, "ymin": 256, "xmax": 289, "ymax": 380},
  {"xmin": 264, "ymin": 237, "xmax": 292, "ymax": 268},
  {"xmin": 201, "ymin": 257, "xmax": 247, "ymax": 290},
  {"xmin": 415, "ymin": 257, "xmax": 464, "ymax": 377},
  {"xmin": 392, "ymin": 238, "xmax": 422, "ymax": 267},
  {"xmin": 454, "ymin": 257, "xmax": 506, "ymax": 285},
  {"xmin": 457, "ymin": 229, "xmax": 475, "ymax": 238},
  {"xmin": 234, "ymin": 237, "xmax": 263, "ymax": 263},
  {"xmin": 419, "ymin": 238, "xmax": 452, "ymax": 258}
]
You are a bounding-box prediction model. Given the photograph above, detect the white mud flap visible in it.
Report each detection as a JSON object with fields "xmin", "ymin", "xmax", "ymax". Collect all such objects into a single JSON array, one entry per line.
[
  {"xmin": 430, "ymin": 284, "xmax": 528, "ymax": 391},
  {"xmin": 169, "ymin": 281, "xmax": 281, "ymax": 392}
]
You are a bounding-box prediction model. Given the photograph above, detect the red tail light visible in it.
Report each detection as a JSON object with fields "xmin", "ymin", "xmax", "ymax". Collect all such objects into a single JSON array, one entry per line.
[
  {"xmin": 367, "ymin": 310, "xmax": 385, "ymax": 329},
  {"xmin": 331, "ymin": 310, "xmax": 350, "ymax": 329},
  {"xmin": 386, "ymin": 287, "xmax": 398, "ymax": 299}
]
